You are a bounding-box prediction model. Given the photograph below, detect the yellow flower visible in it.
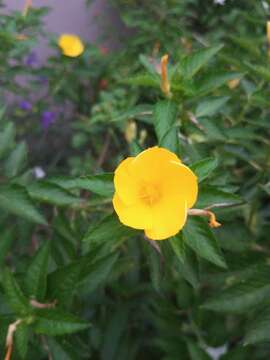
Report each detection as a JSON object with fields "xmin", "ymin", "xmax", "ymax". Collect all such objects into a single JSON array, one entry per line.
[
  {"xmin": 113, "ymin": 147, "xmax": 198, "ymax": 240},
  {"xmin": 58, "ymin": 34, "xmax": 84, "ymax": 58}
]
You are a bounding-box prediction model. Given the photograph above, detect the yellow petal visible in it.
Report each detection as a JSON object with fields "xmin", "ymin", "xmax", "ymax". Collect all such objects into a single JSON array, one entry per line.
[
  {"xmin": 145, "ymin": 197, "xmax": 187, "ymax": 240},
  {"xmin": 58, "ymin": 34, "xmax": 84, "ymax": 57},
  {"xmin": 132, "ymin": 146, "xmax": 181, "ymax": 182},
  {"xmin": 113, "ymin": 193, "xmax": 153, "ymax": 229},
  {"xmin": 163, "ymin": 161, "xmax": 198, "ymax": 209},
  {"xmin": 114, "ymin": 157, "xmax": 140, "ymax": 205}
]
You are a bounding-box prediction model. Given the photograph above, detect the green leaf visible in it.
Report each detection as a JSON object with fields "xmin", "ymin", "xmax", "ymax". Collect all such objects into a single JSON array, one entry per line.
[
  {"xmin": 2, "ymin": 268, "xmax": 31, "ymax": 315},
  {"xmin": 245, "ymin": 306, "xmax": 270, "ymax": 345},
  {"xmin": 0, "ymin": 185, "xmax": 47, "ymax": 225},
  {"xmin": 0, "ymin": 122, "xmax": 15, "ymax": 158},
  {"xmin": 183, "ymin": 217, "xmax": 226, "ymax": 268},
  {"xmin": 27, "ymin": 181, "xmax": 81, "ymax": 206},
  {"xmin": 83, "ymin": 213, "xmax": 135, "ymax": 247},
  {"xmin": 34, "ymin": 309, "xmax": 90, "ymax": 335},
  {"xmin": 25, "ymin": 242, "xmax": 50, "ymax": 301},
  {"xmin": 15, "ymin": 324, "xmax": 30, "ymax": 359},
  {"xmin": 169, "ymin": 235, "xmax": 185, "ymax": 263},
  {"xmin": 4, "ymin": 141, "xmax": 27, "ymax": 178},
  {"xmin": 101, "ymin": 306, "xmax": 129, "ymax": 360},
  {"xmin": 195, "ymin": 97, "xmax": 229, "ymax": 118},
  {"xmin": 110, "ymin": 104, "xmax": 153, "ymax": 123},
  {"xmin": 187, "ymin": 340, "xmax": 212, "ymax": 360},
  {"xmin": 203, "ymin": 268, "xmax": 270, "ymax": 313},
  {"xmin": 0, "ymin": 229, "xmax": 14, "ymax": 265},
  {"xmin": 80, "ymin": 253, "xmax": 119, "ymax": 293},
  {"xmin": 196, "ymin": 185, "xmax": 242, "ymax": 208},
  {"xmin": 181, "ymin": 44, "xmax": 223, "ymax": 79},
  {"xmin": 197, "ymin": 72, "xmax": 242, "ymax": 95},
  {"xmin": 172, "ymin": 233, "xmax": 200, "ymax": 289},
  {"xmin": 47, "ymin": 261, "xmax": 83, "ymax": 305},
  {"xmin": 154, "ymin": 100, "xmax": 179, "ymax": 152},
  {"xmin": 190, "ymin": 157, "xmax": 218, "ymax": 182},
  {"xmin": 123, "ymin": 74, "xmax": 159, "ymax": 88},
  {"xmin": 49, "ymin": 173, "xmax": 114, "ymax": 198}
]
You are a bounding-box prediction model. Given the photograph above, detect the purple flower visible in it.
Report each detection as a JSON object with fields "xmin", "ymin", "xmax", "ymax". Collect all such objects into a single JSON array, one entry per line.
[
  {"xmin": 25, "ymin": 51, "xmax": 38, "ymax": 67},
  {"xmin": 37, "ymin": 75, "xmax": 48, "ymax": 85},
  {"xmin": 19, "ymin": 100, "xmax": 32, "ymax": 111},
  {"xmin": 41, "ymin": 111, "xmax": 56, "ymax": 129}
]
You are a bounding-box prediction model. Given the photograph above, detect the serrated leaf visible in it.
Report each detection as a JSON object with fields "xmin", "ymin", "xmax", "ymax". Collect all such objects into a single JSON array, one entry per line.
[
  {"xmin": 0, "ymin": 184, "xmax": 47, "ymax": 225},
  {"xmin": 195, "ymin": 97, "xmax": 229, "ymax": 118},
  {"xmin": 197, "ymin": 72, "xmax": 243, "ymax": 95},
  {"xmin": 4, "ymin": 141, "xmax": 27, "ymax": 178},
  {"xmin": 34, "ymin": 309, "xmax": 90, "ymax": 335},
  {"xmin": 49, "ymin": 173, "xmax": 114, "ymax": 198},
  {"xmin": 181, "ymin": 45, "xmax": 223, "ymax": 79},
  {"xmin": 0, "ymin": 122, "xmax": 15, "ymax": 158},
  {"xmin": 196, "ymin": 185, "xmax": 242, "ymax": 208},
  {"xmin": 154, "ymin": 100, "xmax": 179, "ymax": 152},
  {"xmin": 183, "ymin": 217, "xmax": 226, "ymax": 268},
  {"xmin": 15, "ymin": 324, "xmax": 30, "ymax": 359},
  {"xmin": 47, "ymin": 261, "xmax": 83, "ymax": 305},
  {"xmin": 25, "ymin": 242, "xmax": 50, "ymax": 301},
  {"xmin": 2, "ymin": 268, "xmax": 31, "ymax": 315},
  {"xmin": 245, "ymin": 306, "xmax": 270, "ymax": 345},
  {"xmin": 203, "ymin": 268, "xmax": 270, "ymax": 313},
  {"xmin": 190, "ymin": 157, "xmax": 218, "ymax": 182},
  {"xmin": 27, "ymin": 181, "xmax": 81, "ymax": 206}
]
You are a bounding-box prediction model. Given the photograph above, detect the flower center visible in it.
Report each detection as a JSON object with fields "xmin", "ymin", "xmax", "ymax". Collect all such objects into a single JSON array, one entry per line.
[{"xmin": 139, "ymin": 182, "xmax": 161, "ymax": 206}]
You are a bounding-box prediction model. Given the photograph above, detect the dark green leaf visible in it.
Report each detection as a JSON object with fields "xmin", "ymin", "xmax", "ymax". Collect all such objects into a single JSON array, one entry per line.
[
  {"xmin": 25, "ymin": 242, "xmax": 50, "ymax": 301},
  {"xmin": 15, "ymin": 324, "xmax": 30, "ymax": 359},
  {"xmin": 183, "ymin": 217, "xmax": 226, "ymax": 268},
  {"xmin": 4, "ymin": 141, "xmax": 27, "ymax": 178}
]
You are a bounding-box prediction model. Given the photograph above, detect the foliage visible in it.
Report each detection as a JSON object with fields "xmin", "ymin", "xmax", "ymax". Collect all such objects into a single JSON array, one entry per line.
[{"xmin": 0, "ymin": 0, "xmax": 270, "ymax": 358}]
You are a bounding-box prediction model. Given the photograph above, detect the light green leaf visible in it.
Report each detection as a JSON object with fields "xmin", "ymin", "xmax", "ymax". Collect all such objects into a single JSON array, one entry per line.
[
  {"xmin": 2, "ymin": 268, "xmax": 31, "ymax": 315},
  {"xmin": 27, "ymin": 181, "xmax": 81, "ymax": 206},
  {"xmin": 190, "ymin": 157, "xmax": 218, "ymax": 182},
  {"xmin": 123, "ymin": 74, "xmax": 159, "ymax": 87},
  {"xmin": 4, "ymin": 141, "xmax": 27, "ymax": 178},
  {"xmin": 25, "ymin": 242, "xmax": 50, "ymax": 301},
  {"xmin": 183, "ymin": 217, "xmax": 226, "ymax": 268},
  {"xmin": 197, "ymin": 72, "xmax": 242, "ymax": 95},
  {"xmin": 49, "ymin": 173, "xmax": 114, "ymax": 198},
  {"xmin": 195, "ymin": 97, "xmax": 229, "ymax": 118},
  {"xmin": 34, "ymin": 309, "xmax": 90, "ymax": 335},
  {"xmin": 0, "ymin": 185, "xmax": 47, "ymax": 225},
  {"xmin": 154, "ymin": 100, "xmax": 179, "ymax": 152},
  {"xmin": 181, "ymin": 44, "xmax": 223, "ymax": 79}
]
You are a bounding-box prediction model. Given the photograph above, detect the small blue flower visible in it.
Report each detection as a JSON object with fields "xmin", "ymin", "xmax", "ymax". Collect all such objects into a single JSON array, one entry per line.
[
  {"xmin": 41, "ymin": 111, "xmax": 56, "ymax": 129},
  {"xmin": 19, "ymin": 100, "xmax": 32, "ymax": 111},
  {"xmin": 25, "ymin": 51, "xmax": 38, "ymax": 67}
]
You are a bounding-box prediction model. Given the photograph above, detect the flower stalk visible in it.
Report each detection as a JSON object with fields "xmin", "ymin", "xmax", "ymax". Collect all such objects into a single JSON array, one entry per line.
[
  {"xmin": 4, "ymin": 319, "xmax": 22, "ymax": 360},
  {"xmin": 188, "ymin": 209, "xmax": 221, "ymax": 228}
]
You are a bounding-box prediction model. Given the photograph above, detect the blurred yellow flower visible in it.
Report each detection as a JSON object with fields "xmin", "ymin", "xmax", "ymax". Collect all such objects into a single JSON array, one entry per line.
[
  {"xmin": 58, "ymin": 34, "xmax": 84, "ymax": 58},
  {"xmin": 113, "ymin": 147, "xmax": 198, "ymax": 240},
  {"xmin": 228, "ymin": 78, "xmax": 240, "ymax": 89}
]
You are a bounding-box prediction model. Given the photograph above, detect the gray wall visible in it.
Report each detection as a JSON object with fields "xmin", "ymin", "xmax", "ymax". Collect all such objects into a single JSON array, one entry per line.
[{"xmin": 3, "ymin": 0, "xmax": 122, "ymax": 57}]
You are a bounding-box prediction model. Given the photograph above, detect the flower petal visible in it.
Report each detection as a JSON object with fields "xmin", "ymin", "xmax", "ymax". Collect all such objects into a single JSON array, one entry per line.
[
  {"xmin": 162, "ymin": 161, "xmax": 198, "ymax": 208},
  {"xmin": 114, "ymin": 157, "xmax": 140, "ymax": 205},
  {"xmin": 145, "ymin": 197, "xmax": 187, "ymax": 240},
  {"xmin": 132, "ymin": 147, "xmax": 181, "ymax": 182},
  {"xmin": 113, "ymin": 193, "xmax": 153, "ymax": 229}
]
